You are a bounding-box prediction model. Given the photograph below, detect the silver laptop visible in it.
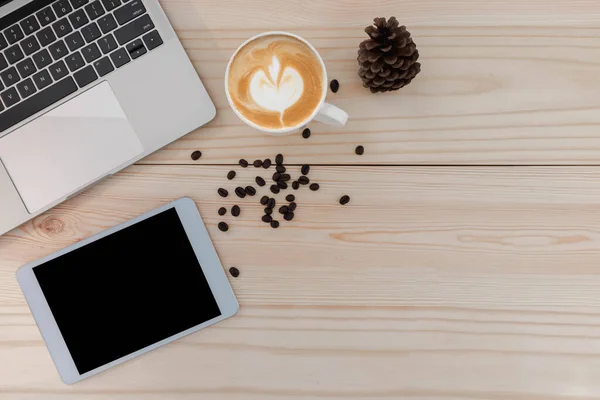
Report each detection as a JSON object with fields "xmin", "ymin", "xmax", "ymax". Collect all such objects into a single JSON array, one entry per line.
[{"xmin": 0, "ymin": 0, "xmax": 215, "ymax": 235}]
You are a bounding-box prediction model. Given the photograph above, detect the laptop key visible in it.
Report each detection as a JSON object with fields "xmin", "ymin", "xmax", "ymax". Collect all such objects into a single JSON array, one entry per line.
[
  {"xmin": 49, "ymin": 40, "xmax": 68, "ymax": 60},
  {"xmin": 0, "ymin": 87, "xmax": 20, "ymax": 108},
  {"xmin": 5, "ymin": 44, "xmax": 24, "ymax": 64},
  {"xmin": 65, "ymin": 52, "xmax": 85, "ymax": 72},
  {"xmin": 126, "ymin": 39, "xmax": 146, "ymax": 59},
  {"xmin": 65, "ymin": 31, "xmax": 85, "ymax": 51},
  {"xmin": 109, "ymin": 47, "xmax": 129, "ymax": 68},
  {"xmin": 36, "ymin": 27, "xmax": 57, "ymax": 47},
  {"xmin": 114, "ymin": 14, "xmax": 154, "ymax": 46},
  {"xmin": 97, "ymin": 34, "xmax": 117, "ymax": 53},
  {"xmin": 32, "ymin": 69, "xmax": 53, "ymax": 90},
  {"xmin": 81, "ymin": 42, "xmax": 101, "ymax": 63},
  {"xmin": 0, "ymin": 77, "xmax": 77, "ymax": 133},
  {"xmin": 69, "ymin": 9, "xmax": 90, "ymax": 29},
  {"xmin": 0, "ymin": 34, "xmax": 7, "ymax": 50},
  {"xmin": 16, "ymin": 78, "xmax": 37, "ymax": 99},
  {"xmin": 85, "ymin": 1, "xmax": 106, "ymax": 20},
  {"xmin": 16, "ymin": 58, "xmax": 36, "ymax": 79},
  {"xmin": 114, "ymin": 0, "xmax": 145, "ymax": 25},
  {"xmin": 93, "ymin": 56, "xmax": 113, "ymax": 76},
  {"xmin": 101, "ymin": 0, "xmax": 121, "ymax": 12},
  {"xmin": 52, "ymin": 0, "xmax": 73, "ymax": 18},
  {"xmin": 142, "ymin": 30, "xmax": 162, "ymax": 51},
  {"xmin": 1, "ymin": 67, "xmax": 20, "ymax": 87},
  {"xmin": 74, "ymin": 65, "xmax": 97, "ymax": 88},
  {"xmin": 69, "ymin": 0, "xmax": 90, "ymax": 9},
  {"xmin": 20, "ymin": 17, "xmax": 41, "ymax": 35},
  {"xmin": 21, "ymin": 36, "xmax": 40, "ymax": 56},
  {"xmin": 32, "ymin": 49, "xmax": 53, "ymax": 69},
  {"xmin": 4, "ymin": 25, "xmax": 24, "ymax": 45},
  {"xmin": 52, "ymin": 18, "xmax": 73, "ymax": 38},
  {"xmin": 98, "ymin": 14, "xmax": 117, "ymax": 34},
  {"xmin": 0, "ymin": 54, "xmax": 7, "ymax": 71},
  {"xmin": 49, "ymin": 60, "xmax": 68, "ymax": 80},
  {"xmin": 36, "ymin": 7, "xmax": 57, "ymax": 27},
  {"xmin": 81, "ymin": 23, "xmax": 101, "ymax": 42}
]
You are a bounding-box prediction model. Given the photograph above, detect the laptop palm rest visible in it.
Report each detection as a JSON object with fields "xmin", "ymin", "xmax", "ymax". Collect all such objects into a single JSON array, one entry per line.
[{"xmin": 0, "ymin": 82, "xmax": 144, "ymax": 214}]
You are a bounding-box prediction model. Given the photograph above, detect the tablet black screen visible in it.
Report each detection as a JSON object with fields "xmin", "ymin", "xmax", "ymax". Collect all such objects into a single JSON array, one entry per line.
[{"xmin": 33, "ymin": 207, "xmax": 221, "ymax": 374}]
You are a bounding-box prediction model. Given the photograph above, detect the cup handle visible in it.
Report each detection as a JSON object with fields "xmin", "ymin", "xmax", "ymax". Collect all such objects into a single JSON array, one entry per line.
[{"xmin": 313, "ymin": 102, "xmax": 349, "ymax": 126}]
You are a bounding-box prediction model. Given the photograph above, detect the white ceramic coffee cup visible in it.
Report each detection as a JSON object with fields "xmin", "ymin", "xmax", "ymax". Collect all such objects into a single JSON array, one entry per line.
[{"xmin": 225, "ymin": 31, "xmax": 349, "ymax": 135}]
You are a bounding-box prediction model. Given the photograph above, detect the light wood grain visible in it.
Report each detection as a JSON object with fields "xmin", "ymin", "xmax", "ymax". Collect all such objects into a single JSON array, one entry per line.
[
  {"xmin": 3, "ymin": 166, "xmax": 600, "ymax": 398},
  {"xmin": 130, "ymin": 0, "xmax": 600, "ymax": 165}
]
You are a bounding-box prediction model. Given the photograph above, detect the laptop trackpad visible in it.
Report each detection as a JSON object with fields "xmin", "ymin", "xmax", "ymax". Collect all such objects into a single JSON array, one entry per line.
[{"xmin": 0, "ymin": 82, "xmax": 144, "ymax": 214}]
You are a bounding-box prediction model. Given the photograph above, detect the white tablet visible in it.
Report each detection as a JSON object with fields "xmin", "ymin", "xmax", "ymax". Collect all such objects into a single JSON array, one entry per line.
[{"xmin": 17, "ymin": 197, "xmax": 238, "ymax": 384}]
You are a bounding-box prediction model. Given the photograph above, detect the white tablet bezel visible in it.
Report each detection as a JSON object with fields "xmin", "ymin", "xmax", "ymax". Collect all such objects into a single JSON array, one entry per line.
[{"xmin": 17, "ymin": 197, "xmax": 238, "ymax": 384}]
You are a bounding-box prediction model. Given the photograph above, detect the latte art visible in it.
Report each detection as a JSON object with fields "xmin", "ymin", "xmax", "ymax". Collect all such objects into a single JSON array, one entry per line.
[{"xmin": 227, "ymin": 35, "xmax": 325, "ymax": 130}]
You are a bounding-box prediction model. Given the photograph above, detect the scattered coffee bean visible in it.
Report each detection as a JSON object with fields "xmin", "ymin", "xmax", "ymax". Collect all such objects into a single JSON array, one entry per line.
[
  {"xmin": 270, "ymin": 220, "xmax": 280, "ymax": 228},
  {"xmin": 218, "ymin": 207, "xmax": 227, "ymax": 216},
  {"xmin": 310, "ymin": 183, "xmax": 320, "ymax": 191},
  {"xmin": 231, "ymin": 205, "xmax": 241, "ymax": 217},
  {"xmin": 265, "ymin": 207, "xmax": 273, "ymax": 215},
  {"xmin": 340, "ymin": 195, "xmax": 350, "ymax": 205},
  {"xmin": 239, "ymin": 159, "xmax": 248, "ymax": 168},
  {"xmin": 263, "ymin": 158, "xmax": 272, "ymax": 168},
  {"xmin": 330, "ymin": 79, "xmax": 340, "ymax": 93},
  {"xmin": 292, "ymin": 181, "xmax": 300, "ymax": 190},
  {"xmin": 191, "ymin": 150, "xmax": 202, "ymax": 160},
  {"xmin": 277, "ymin": 180, "xmax": 288, "ymax": 189},
  {"xmin": 218, "ymin": 188, "xmax": 228, "ymax": 197},
  {"xmin": 235, "ymin": 187, "xmax": 246, "ymax": 198},
  {"xmin": 286, "ymin": 194, "xmax": 295, "ymax": 202},
  {"xmin": 276, "ymin": 165, "xmax": 286, "ymax": 173},
  {"xmin": 273, "ymin": 172, "xmax": 281, "ymax": 181},
  {"xmin": 256, "ymin": 176, "xmax": 266, "ymax": 187},
  {"xmin": 284, "ymin": 212, "xmax": 294, "ymax": 221},
  {"xmin": 355, "ymin": 145, "xmax": 364, "ymax": 155},
  {"xmin": 227, "ymin": 170, "xmax": 236, "ymax": 180},
  {"xmin": 253, "ymin": 159, "xmax": 262, "ymax": 168},
  {"xmin": 229, "ymin": 267, "xmax": 240, "ymax": 278},
  {"xmin": 245, "ymin": 186, "xmax": 257, "ymax": 196},
  {"xmin": 302, "ymin": 128, "xmax": 311, "ymax": 139},
  {"xmin": 298, "ymin": 176, "xmax": 310, "ymax": 185},
  {"xmin": 267, "ymin": 198, "xmax": 276, "ymax": 209},
  {"xmin": 276, "ymin": 153, "xmax": 284, "ymax": 165},
  {"xmin": 301, "ymin": 164, "xmax": 310, "ymax": 175},
  {"xmin": 289, "ymin": 202, "xmax": 297, "ymax": 211},
  {"xmin": 262, "ymin": 214, "xmax": 273, "ymax": 223},
  {"xmin": 279, "ymin": 205, "xmax": 289, "ymax": 214},
  {"xmin": 218, "ymin": 222, "xmax": 229, "ymax": 232},
  {"xmin": 260, "ymin": 195, "xmax": 269, "ymax": 205},
  {"xmin": 270, "ymin": 185, "xmax": 280, "ymax": 194},
  {"xmin": 280, "ymin": 173, "xmax": 291, "ymax": 182}
]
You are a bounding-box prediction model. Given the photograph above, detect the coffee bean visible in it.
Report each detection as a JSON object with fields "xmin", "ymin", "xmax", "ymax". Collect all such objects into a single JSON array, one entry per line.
[
  {"xmin": 263, "ymin": 158, "xmax": 272, "ymax": 168},
  {"xmin": 267, "ymin": 198, "xmax": 276, "ymax": 209},
  {"xmin": 231, "ymin": 205, "xmax": 241, "ymax": 217},
  {"xmin": 301, "ymin": 164, "xmax": 310, "ymax": 175},
  {"xmin": 286, "ymin": 194, "xmax": 295, "ymax": 202},
  {"xmin": 355, "ymin": 145, "xmax": 364, "ymax": 155},
  {"xmin": 218, "ymin": 188, "xmax": 228, "ymax": 197},
  {"xmin": 277, "ymin": 180, "xmax": 288, "ymax": 189},
  {"xmin": 298, "ymin": 176, "xmax": 310, "ymax": 185},
  {"xmin": 273, "ymin": 172, "xmax": 281, "ymax": 181},
  {"xmin": 191, "ymin": 150, "xmax": 202, "ymax": 160},
  {"xmin": 280, "ymin": 173, "xmax": 291, "ymax": 182},
  {"xmin": 218, "ymin": 222, "xmax": 229, "ymax": 232},
  {"xmin": 235, "ymin": 187, "xmax": 246, "ymax": 198},
  {"xmin": 330, "ymin": 79, "xmax": 339, "ymax": 93},
  {"xmin": 227, "ymin": 170, "xmax": 236, "ymax": 180},
  {"xmin": 239, "ymin": 159, "xmax": 249, "ymax": 168},
  {"xmin": 256, "ymin": 176, "xmax": 266, "ymax": 187},
  {"xmin": 270, "ymin": 185, "xmax": 280, "ymax": 194},
  {"xmin": 218, "ymin": 207, "xmax": 227, "ymax": 216},
  {"xmin": 289, "ymin": 202, "xmax": 297, "ymax": 211},
  {"xmin": 262, "ymin": 214, "xmax": 273, "ymax": 223},
  {"xmin": 292, "ymin": 181, "xmax": 300, "ymax": 190},
  {"xmin": 253, "ymin": 159, "xmax": 262, "ymax": 168},
  {"xmin": 276, "ymin": 165, "xmax": 286, "ymax": 173},
  {"xmin": 265, "ymin": 207, "xmax": 273, "ymax": 215},
  {"xmin": 302, "ymin": 128, "xmax": 311, "ymax": 139},
  {"xmin": 245, "ymin": 186, "xmax": 257, "ymax": 196},
  {"xmin": 284, "ymin": 212, "xmax": 294, "ymax": 221},
  {"xmin": 340, "ymin": 195, "xmax": 350, "ymax": 205},
  {"xmin": 229, "ymin": 267, "xmax": 240, "ymax": 278},
  {"xmin": 270, "ymin": 220, "xmax": 280, "ymax": 228},
  {"xmin": 279, "ymin": 205, "xmax": 289, "ymax": 214},
  {"xmin": 310, "ymin": 183, "xmax": 320, "ymax": 191},
  {"xmin": 260, "ymin": 195, "xmax": 269, "ymax": 205},
  {"xmin": 276, "ymin": 154, "xmax": 284, "ymax": 165}
]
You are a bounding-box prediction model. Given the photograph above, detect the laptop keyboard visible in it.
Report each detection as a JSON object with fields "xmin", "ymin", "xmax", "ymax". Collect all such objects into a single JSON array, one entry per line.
[{"xmin": 0, "ymin": 0, "xmax": 163, "ymax": 134}]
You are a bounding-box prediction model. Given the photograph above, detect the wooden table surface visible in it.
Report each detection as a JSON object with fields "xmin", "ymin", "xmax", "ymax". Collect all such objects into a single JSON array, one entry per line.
[{"xmin": 2, "ymin": 1, "xmax": 600, "ymax": 399}]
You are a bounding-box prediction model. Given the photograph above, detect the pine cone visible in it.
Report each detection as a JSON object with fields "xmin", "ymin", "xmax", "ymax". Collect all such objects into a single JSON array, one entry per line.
[{"xmin": 358, "ymin": 17, "xmax": 421, "ymax": 93}]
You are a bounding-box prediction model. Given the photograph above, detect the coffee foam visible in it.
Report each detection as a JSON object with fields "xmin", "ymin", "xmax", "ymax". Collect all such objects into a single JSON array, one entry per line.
[{"xmin": 227, "ymin": 35, "xmax": 324, "ymax": 130}]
